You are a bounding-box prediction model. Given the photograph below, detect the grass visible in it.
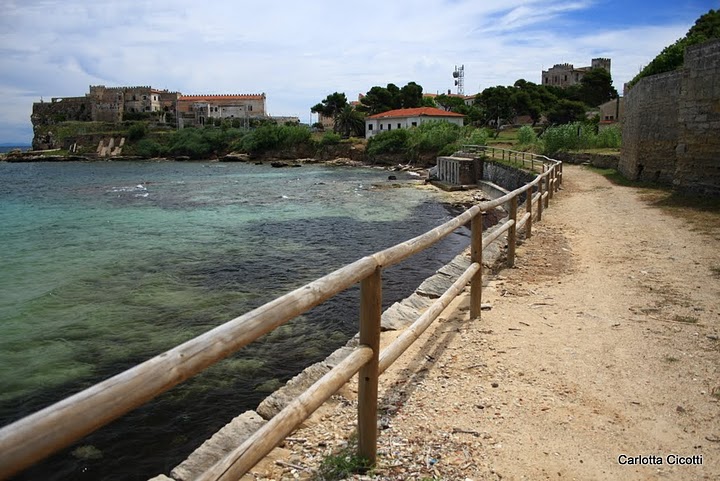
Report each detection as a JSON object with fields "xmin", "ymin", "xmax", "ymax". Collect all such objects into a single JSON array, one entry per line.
[
  {"xmin": 314, "ymin": 435, "xmax": 373, "ymax": 480},
  {"xmin": 664, "ymin": 355, "xmax": 680, "ymax": 363},
  {"xmin": 575, "ymin": 148, "xmax": 621, "ymax": 155}
]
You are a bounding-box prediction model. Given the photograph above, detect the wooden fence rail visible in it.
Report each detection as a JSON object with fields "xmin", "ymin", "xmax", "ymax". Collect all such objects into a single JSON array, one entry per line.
[{"xmin": 0, "ymin": 148, "xmax": 562, "ymax": 481}]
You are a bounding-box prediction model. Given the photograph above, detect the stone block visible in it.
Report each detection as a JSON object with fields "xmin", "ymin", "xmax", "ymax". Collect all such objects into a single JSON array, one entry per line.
[{"xmin": 170, "ymin": 411, "xmax": 266, "ymax": 481}]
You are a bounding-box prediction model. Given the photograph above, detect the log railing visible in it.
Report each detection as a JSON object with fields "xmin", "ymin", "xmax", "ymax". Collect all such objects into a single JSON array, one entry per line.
[
  {"xmin": 0, "ymin": 149, "xmax": 563, "ymax": 481},
  {"xmin": 461, "ymin": 144, "xmax": 557, "ymax": 174}
]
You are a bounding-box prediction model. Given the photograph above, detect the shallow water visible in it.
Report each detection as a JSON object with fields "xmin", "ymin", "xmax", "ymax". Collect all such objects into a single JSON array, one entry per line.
[{"xmin": 0, "ymin": 161, "xmax": 469, "ymax": 480}]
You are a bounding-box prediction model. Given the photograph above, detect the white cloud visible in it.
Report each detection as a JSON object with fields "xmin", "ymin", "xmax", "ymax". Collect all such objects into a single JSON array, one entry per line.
[{"xmin": 0, "ymin": 0, "xmax": 706, "ymax": 142}]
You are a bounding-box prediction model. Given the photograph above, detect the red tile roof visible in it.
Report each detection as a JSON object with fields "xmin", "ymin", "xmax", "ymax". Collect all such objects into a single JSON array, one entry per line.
[
  {"xmin": 179, "ymin": 94, "xmax": 265, "ymax": 101},
  {"xmin": 367, "ymin": 107, "xmax": 465, "ymax": 119}
]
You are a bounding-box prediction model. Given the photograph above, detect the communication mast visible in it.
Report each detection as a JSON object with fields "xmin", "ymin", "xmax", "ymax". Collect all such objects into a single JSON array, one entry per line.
[{"xmin": 453, "ymin": 65, "xmax": 465, "ymax": 95}]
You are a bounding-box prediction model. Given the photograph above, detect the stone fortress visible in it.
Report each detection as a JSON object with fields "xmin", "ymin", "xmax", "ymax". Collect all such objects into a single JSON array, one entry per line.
[
  {"xmin": 31, "ymin": 85, "xmax": 273, "ymax": 129},
  {"xmin": 542, "ymin": 58, "xmax": 611, "ymax": 87}
]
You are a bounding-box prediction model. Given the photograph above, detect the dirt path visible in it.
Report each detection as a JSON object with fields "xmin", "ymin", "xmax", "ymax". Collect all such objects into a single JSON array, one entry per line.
[{"xmin": 252, "ymin": 165, "xmax": 720, "ymax": 481}]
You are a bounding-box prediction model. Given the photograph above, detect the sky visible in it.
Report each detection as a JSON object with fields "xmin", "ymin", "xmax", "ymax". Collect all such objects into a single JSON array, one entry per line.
[{"xmin": 0, "ymin": 0, "xmax": 717, "ymax": 144}]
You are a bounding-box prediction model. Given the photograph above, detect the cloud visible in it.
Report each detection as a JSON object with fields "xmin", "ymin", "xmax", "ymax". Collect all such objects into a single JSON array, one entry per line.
[{"xmin": 0, "ymin": 0, "xmax": 708, "ymax": 142}]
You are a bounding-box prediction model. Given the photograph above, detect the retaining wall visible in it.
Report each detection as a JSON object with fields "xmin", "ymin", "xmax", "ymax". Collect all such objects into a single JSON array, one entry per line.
[{"xmin": 620, "ymin": 39, "xmax": 720, "ymax": 194}]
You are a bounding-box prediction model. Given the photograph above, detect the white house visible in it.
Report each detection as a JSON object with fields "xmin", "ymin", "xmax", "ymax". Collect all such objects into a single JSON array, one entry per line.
[{"xmin": 365, "ymin": 107, "xmax": 465, "ymax": 138}]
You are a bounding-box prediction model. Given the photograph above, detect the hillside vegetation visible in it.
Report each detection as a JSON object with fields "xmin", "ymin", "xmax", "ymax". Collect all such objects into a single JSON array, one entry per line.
[{"xmin": 629, "ymin": 9, "xmax": 720, "ymax": 87}]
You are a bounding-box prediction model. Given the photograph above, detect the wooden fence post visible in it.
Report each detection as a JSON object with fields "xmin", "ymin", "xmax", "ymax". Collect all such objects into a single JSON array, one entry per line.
[
  {"xmin": 557, "ymin": 163, "xmax": 563, "ymax": 188},
  {"xmin": 469, "ymin": 212, "xmax": 483, "ymax": 319},
  {"xmin": 525, "ymin": 188, "xmax": 533, "ymax": 238},
  {"xmin": 548, "ymin": 169, "xmax": 555, "ymax": 201},
  {"xmin": 507, "ymin": 197, "xmax": 517, "ymax": 267},
  {"xmin": 358, "ymin": 268, "xmax": 382, "ymax": 465},
  {"xmin": 537, "ymin": 178, "xmax": 544, "ymax": 221}
]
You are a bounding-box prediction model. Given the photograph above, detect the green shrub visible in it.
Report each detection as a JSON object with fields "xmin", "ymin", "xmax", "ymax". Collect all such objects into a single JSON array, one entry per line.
[
  {"xmin": 461, "ymin": 127, "xmax": 490, "ymax": 147},
  {"xmin": 320, "ymin": 131, "xmax": 342, "ymax": 145},
  {"xmin": 539, "ymin": 122, "xmax": 621, "ymax": 155},
  {"xmin": 235, "ymin": 124, "xmax": 312, "ymax": 155},
  {"xmin": 127, "ymin": 122, "xmax": 148, "ymax": 141},
  {"xmin": 517, "ymin": 125, "xmax": 536, "ymax": 145},
  {"xmin": 593, "ymin": 124, "xmax": 622, "ymax": 149},
  {"xmin": 406, "ymin": 121, "xmax": 463, "ymax": 159},
  {"xmin": 367, "ymin": 129, "xmax": 410, "ymax": 157},
  {"xmin": 134, "ymin": 138, "xmax": 164, "ymax": 158}
]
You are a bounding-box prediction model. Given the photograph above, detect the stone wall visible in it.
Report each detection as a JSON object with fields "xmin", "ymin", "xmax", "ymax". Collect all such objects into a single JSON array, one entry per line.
[
  {"xmin": 482, "ymin": 160, "xmax": 537, "ymax": 194},
  {"xmin": 620, "ymin": 39, "xmax": 720, "ymax": 195},
  {"xmin": 675, "ymin": 40, "xmax": 720, "ymax": 195},
  {"xmin": 620, "ymin": 71, "xmax": 681, "ymax": 183}
]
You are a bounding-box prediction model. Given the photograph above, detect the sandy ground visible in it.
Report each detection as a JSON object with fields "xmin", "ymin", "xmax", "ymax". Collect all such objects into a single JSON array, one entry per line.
[{"xmin": 249, "ymin": 164, "xmax": 720, "ymax": 481}]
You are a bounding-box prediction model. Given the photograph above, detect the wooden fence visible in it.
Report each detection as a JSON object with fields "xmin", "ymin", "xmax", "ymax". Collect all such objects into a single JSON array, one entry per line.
[{"xmin": 0, "ymin": 149, "xmax": 563, "ymax": 481}]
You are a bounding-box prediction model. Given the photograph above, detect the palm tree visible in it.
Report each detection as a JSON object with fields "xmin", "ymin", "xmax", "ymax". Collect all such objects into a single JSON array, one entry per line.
[{"xmin": 333, "ymin": 105, "xmax": 365, "ymax": 138}]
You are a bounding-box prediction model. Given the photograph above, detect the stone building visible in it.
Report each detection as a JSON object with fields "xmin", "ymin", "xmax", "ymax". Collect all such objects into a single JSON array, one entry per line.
[
  {"xmin": 176, "ymin": 94, "xmax": 267, "ymax": 128},
  {"xmin": 620, "ymin": 39, "xmax": 720, "ymax": 195},
  {"xmin": 598, "ymin": 97, "xmax": 624, "ymax": 123},
  {"xmin": 32, "ymin": 86, "xmax": 265, "ymax": 127},
  {"xmin": 542, "ymin": 58, "xmax": 611, "ymax": 88},
  {"xmin": 365, "ymin": 107, "xmax": 465, "ymax": 138}
]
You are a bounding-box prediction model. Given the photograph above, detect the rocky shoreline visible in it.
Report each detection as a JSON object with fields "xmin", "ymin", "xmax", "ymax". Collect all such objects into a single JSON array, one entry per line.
[{"xmin": 149, "ymin": 187, "xmax": 510, "ymax": 481}]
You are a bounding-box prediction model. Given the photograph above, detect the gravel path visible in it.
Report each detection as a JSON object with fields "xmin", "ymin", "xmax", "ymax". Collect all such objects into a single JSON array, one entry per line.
[{"xmin": 247, "ymin": 164, "xmax": 720, "ymax": 481}]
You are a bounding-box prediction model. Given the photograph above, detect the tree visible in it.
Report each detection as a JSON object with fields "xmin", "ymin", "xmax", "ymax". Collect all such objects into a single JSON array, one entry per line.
[
  {"xmin": 546, "ymin": 99, "xmax": 586, "ymax": 125},
  {"xmin": 578, "ymin": 68, "xmax": 618, "ymax": 107},
  {"xmin": 311, "ymin": 92, "xmax": 348, "ymax": 120},
  {"xmin": 476, "ymin": 86, "xmax": 515, "ymax": 126},
  {"xmin": 399, "ymin": 82, "xmax": 424, "ymax": 108},
  {"xmin": 334, "ymin": 105, "xmax": 365, "ymax": 138},
  {"xmin": 357, "ymin": 82, "xmax": 426, "ymax": 115},
  {"xmin": 434, "ymin": 94, "xmax": 466, "ymax": 112},
  {"xmin": 357, "ymin": 85, "xmax": 399, "ymax": 115}
]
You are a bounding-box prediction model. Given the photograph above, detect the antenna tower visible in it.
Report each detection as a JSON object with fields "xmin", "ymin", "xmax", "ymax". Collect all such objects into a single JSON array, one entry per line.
[{"xmin": 453, "ymin": 65, "xmax": 465, "ymax": 95}]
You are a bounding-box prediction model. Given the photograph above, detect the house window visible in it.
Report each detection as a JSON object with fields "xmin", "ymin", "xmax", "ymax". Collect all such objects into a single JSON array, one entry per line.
[
  {"xmin": 564, "ymin": 75, "xmax": 567, "ymax": 81},
  {"xmin": 380, "ymin": 124, "xmax": 383, "ymax": 130},
  {"xmin": 397, "ymin": 123, "xmax": 401, "ymax": 129},
  {"xmin": 143, "ymin": 95, "xmax": 147, "ymax": 100},
  {"xmin": 411, "ymin": 122, "xmax": 417, "ymax": 127},
  {"xmin": 388, "ymin": 124, "xmax": 392, "ymax": 131},
  {"xmin": 248, "ymin": 105, "xmax": 253, "ymax": 111},
  {"xmin": 368, "ymin": 124, "xmax": 373, "ymax": 131}
]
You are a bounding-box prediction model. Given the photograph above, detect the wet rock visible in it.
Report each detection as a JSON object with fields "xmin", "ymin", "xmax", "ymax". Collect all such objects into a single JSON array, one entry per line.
[
  {"xmin": 170, "ymin": 411, "xmax": 266, "ymax": 481},
  {"xmin": 257, "ymin": 363, "xmax": 331, "ymax": 419}
]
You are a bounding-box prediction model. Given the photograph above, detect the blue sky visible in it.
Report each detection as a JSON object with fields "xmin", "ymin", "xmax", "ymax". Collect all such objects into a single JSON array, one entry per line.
[{"xmin": 0, "ymin": 0, "xmax": 716, "ymax": 144}]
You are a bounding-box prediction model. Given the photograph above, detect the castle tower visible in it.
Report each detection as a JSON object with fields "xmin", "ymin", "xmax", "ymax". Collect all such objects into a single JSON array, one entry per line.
[{"xmin": 591, "ymin": 58, "xmax": 611, "ymax": 72}]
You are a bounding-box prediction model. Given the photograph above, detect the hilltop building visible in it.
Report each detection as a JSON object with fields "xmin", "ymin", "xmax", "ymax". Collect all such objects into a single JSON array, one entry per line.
[{"xmin": 542, "ymin": 58, "xmax": 611, "ymax": 88}]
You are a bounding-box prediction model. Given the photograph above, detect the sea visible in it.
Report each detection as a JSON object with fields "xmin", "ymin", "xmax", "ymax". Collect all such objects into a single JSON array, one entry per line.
[{"xmin": 0, "ymin": 160, "xmax": 470, "ymax": 480}]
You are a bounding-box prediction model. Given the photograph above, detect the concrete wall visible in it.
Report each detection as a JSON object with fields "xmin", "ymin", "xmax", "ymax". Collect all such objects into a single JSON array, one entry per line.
[
  {"xmin": 620, "ymin": 39, "xmax": 720, "ymax": 194},
  {"xmin": 436, "ymin": 156, "xmax": 478, "ymax": 185},
  {"xmin": 482, "ymin": 160, "xmax": 537, "ymax": 202}
]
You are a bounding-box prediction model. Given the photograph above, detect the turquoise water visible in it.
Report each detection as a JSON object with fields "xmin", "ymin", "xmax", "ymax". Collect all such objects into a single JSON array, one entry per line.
[{"xmin": 0, "ymin": 161, "xmax": 469, "ymax": 480}]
